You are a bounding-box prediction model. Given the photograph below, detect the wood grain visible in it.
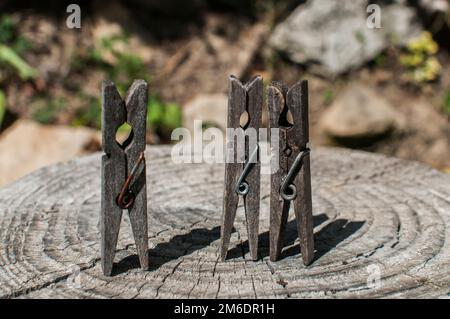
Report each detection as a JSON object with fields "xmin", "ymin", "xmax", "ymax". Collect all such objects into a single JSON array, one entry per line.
[
  {"xmin": 268, "ymin": 81, "xmax": 314, "ymax": 265},
  {"xmin": 242, "ymin": 76, "xmax": 262, "ymax": 261},
  {"xmin": 101, "ymin": 80, "xmax": 127, "ymax": 276},
  {"xmin": 220, "ymin": 75, "xmax": 262, "ymax": 261},
  {"xmin": 124, "ymin": 80, "xmax": 149, "ymax": 272},
  {"xmin": 0, "ymin": 146, "xmax": 449, "ymax": 298},
  {"xmin": 287, "ymin": 81, "xmax": 314, "ymax": 265},
  {"xmin": 267, "ymin": 81, "xmax": 289, "ymax": 262},
  {"xmin": 101, "ymin": 80, "xmax": 148, "ymax": 276}
]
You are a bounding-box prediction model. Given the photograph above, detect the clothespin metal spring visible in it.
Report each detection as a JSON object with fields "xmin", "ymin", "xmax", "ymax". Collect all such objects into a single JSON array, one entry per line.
[
  {"xmin": 116, "ymin": 151, "xmax": 146, "ymax": 209},
  {"xmin": 280, "ymin": 148, "xmax": 310, "ymax": 201},
  {"xmin": 235, "ymin": 144, "xmax": 259, "ymax": 196}
]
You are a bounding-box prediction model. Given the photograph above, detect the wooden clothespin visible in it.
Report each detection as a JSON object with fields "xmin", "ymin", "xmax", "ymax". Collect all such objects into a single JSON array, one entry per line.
[
  {"xmin": 267, "ymin": 80, "xmax": 314, "ymax": 265},
  {"xmin": 101, "ymin": 79, "xmax": 149, "ymax": 276},
  {"xmin": 220, "ymin": 75, "xmax": 263, "ymax": 261}
]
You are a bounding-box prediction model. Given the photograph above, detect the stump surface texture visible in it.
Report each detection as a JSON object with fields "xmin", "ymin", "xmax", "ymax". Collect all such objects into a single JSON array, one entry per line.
[{"xmin": 0, "ymin": 146, "xmax": 449, "ymax": 298}]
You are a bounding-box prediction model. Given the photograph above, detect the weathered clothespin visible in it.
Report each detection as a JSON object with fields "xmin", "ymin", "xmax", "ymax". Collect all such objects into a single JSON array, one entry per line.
[
  {"xmin": 267, "ymin": 80, "xmax": 314, "ymax": 265},
  {"xmin": 101, "ymin": 79, "xmax": 149, "ymax": 276},
  {"xmin": 220, "ymin": 75, "xmax": 263, "ymax": 261}
]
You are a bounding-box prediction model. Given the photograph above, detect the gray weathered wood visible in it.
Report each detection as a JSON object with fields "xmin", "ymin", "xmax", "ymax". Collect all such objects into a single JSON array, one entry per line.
[
  {"xmin": 0, "ymin": 146, "xmax": 449, "ymax": 298},
  {"xmin": 287, "ymin": 81, "xmax": 314, "ymax": 265},
  {"xmin": 101, "ymin": 80, "xmax": 127, "ymax": 276},
  {"xmin": 124, "ymin": 80, "xmax": 149, "ymax": 272},
  {"xmin": 268, "ymin": 81, "xmax": 289, "ymax": 262},
  {"xmin": 101, "ymin": 80, "xmax": 148, "ymax": 276},
  {"xmin": 243, "ymin": 76, "xmax": 263, "ymax": 261},
  {"xmin": 220, "ymin": 75, "xmax": 262, "ymax": 261},
  {"xmin": 268, "ymin": 81, "xmax": 314, "ymax": 265}
]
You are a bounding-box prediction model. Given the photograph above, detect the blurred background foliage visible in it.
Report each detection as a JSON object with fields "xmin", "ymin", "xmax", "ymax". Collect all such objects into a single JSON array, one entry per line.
[
  {"xmin": 0, "ymin": 0, "xmax": 450, "ymax": 183},
  {"xmin": 0, "ymin": 2, "xmax": 188, "ymax": 140}
]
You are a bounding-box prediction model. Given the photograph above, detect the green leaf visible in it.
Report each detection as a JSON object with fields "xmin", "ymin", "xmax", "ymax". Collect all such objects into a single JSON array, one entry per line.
[
  {"xmin": 147, "ymin": 97, "xmax": 164, "ymax": 126},
  {"xmin": 162, "ymin": 103, "xmax": 182, "ymax": 129},
  {"xmin": 0, "ymin": 16, "xmax": 14, "ymax": 44},
  {"xmin": 32, "ymin": 97, "xmax": 65, "ymax": 124},
  {"xmin": 0, "ymin": 90, "xmax": 5, "ymax": 129},
  {"xmin": 444, "ymin": 91, "xmax": 450, "ymax": 115},
  {"xmin": 0, "ymin": 44, "xmax": 38, "ymax": 80},
  {"xmin": 322, "ymin": 88, "xmax": 334, "ymax": 105}
]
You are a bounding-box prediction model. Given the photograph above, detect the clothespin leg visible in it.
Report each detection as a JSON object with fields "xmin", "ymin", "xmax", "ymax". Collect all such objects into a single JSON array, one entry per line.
[
  {"xmin": 101, "ymin": 80, "xmax": 127, "ymax": 276},
  {"xmin": 124, "ymin": 80, "xmax": 149, "ymax": 270},
  {"xmin": 128, "ymin": 185, "xmax": 149, "ymax": 270},
  {"xmin": 220, "ymin": 76, "xmax": 245, "ymax": 261},
  {"xmin": 268, "ymin": 83, "xmax": 289, "ymax": 262},
  {"xmin": 242, "ymin": 76, "xmax": 262, "ymax": 261},
  {"xmin": 243, "ymin": 163, "xmax": 260, "ymax": 261},
  {"xmin": 101, "ymin": 155, "xmax": 126, "ymax": 276},
  {"xmin": 220, "ymin": 163, "xmax": 239, "ymax": 261},
  {"xmin": 293, "ymin": 152, "xmax": 314, "ymax": 265},
  {"xmin": 288, "ymin": 80, "xmax": 314, "ymax": 265},
  {"xmin": 269, "ymin": 195, "xmax": 290, "ymax": 261},
  {"xmin": 269, "ymin": 143, "xmax": 291, "ymax": 261}
]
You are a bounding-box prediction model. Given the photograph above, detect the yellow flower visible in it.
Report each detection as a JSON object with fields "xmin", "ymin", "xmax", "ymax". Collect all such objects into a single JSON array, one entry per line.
[{"xmin": 401, "ymin": 32, "xmax": 441, "ymax": 83}]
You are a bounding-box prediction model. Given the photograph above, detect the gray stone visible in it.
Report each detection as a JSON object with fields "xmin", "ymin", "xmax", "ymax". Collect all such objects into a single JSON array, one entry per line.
[
  {"xmin": 320, "ymin": 84, "xmax": 402, "ymax": 139},
  {"xmin": 417, "ymin": 0, "xmax": 449, "ymax": 15},
  {"xmin": 0, "ymin": 120, "xmax": 100, "ymax": 187},
  {"xmin": 270, "ymin": 0, "xmax": 422, "ymax": 76},
  {"xmin": 182, "ymin": 94, "xmax": 228, "ymax": 134}
]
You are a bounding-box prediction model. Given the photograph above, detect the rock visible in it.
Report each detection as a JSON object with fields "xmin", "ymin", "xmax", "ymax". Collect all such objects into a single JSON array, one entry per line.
[
  {"xmin": 320, "ymin": 84, "xmax": 402, "ymax": 141},
  {"xmin": 386, "ymin": 100, "xmax": 450, "ymax": 169},
  {"xmin": 417, "ymin": 0, "xmax": 449, "ymax": 14},
  {"xmin": 270, "ymin": 0, "xmax": 422, "ymax": 76},
  {"xmin": 0, "ymin": 120, "xmax": 100, "ymax": 187},
  {"xmin": 182, "ymin": 94, "xmax": 228, "ymax": 134}
]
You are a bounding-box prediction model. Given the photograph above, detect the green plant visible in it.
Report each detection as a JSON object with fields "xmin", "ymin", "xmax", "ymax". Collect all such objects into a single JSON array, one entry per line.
[
  {"xmin": 32, "ymin": 97, "xmax": 65, "ymax": 124},
  {"xmin": 0, "ymin": 89, "xmax": 5, "ymax": 129},
  {"xmin": 0, "ymin": 15, "xmax": 36, "ymax": 81},
  {"xmin": 76, "ymin": 33, "xmax": 149, "ymax": 94},
  {"xmin": 443, "ymin": 91, "xmax": 450, "ymax": 115},
  {"xmin": 399, "ymin": 32, "xmax": 441, "ymax": 83},
  {"xmin": 322, "ymin": 88, "xmax": 335, "ymax": 105},
  {"xmin": 374, "ymin": 52, "xmax": 386, "ymax": 67},
  {"xmin": 0, "ymin": 45, "xmax": 37, "ymax": 80},
  {"xmin": 0, "ymin": 15, "xmax": 15, "ymax": 43},
  {"xmin": 71, "ymin": 95, "xmax": 102, "ymax": 128},
  {"xmin": 147, "ymin": 96, "xmax": 182, "ymax": 131},
  {"xmin": 71, "ymin": 33, "xmax": 181, "ymax": 135}
]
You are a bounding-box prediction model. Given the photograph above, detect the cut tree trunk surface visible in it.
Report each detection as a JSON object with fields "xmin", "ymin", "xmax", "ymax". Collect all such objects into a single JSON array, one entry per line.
[{"xmin": 0, "ymin": 146, "xmax": 448, "ymax": 298}]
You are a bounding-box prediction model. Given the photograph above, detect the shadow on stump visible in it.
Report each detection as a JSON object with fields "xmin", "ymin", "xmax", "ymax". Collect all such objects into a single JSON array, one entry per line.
[
  {"xmin": 112, "ymin": 214, "xmax": 364, "ymax": 274},
  {"xmin": 227, "ymin": 213, "xmax": 365, "ymax": 262},
  {"xmin": 112, "ymin": 226, "xmax": 221, "ymax": 275}
]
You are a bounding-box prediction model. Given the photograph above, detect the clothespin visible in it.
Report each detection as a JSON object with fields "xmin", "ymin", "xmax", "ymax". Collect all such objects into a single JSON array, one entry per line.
[
  {"xmin": 267, "ymin": 80, "xmax": 314, "ymax": 265},
  {"xmin": 101, "ymin": 79, "xmax": 149, "ymax": 276},
  {"xmin": 220, "ymin": 75, "xmax": 263, "ymax": 261}
]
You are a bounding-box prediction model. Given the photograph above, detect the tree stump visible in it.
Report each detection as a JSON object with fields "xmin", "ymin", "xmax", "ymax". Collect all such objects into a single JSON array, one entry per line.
[{"xmin": 0, "ymin": 146, "xmax": 448, "ymax": 298}]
